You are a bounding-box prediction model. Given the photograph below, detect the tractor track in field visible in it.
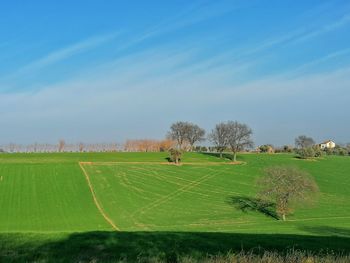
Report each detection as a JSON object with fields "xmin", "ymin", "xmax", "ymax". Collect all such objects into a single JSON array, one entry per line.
[
  {"xmin": 287, "ymin": 216, "xmax": 350, "ymax": 222},
  {"xmin": 78, "ymin": 162, "xmax": 120, "ymax": 231},
  {"xmin": 132, "ymin": 170, "xmax": 221, "ymax": 217}
]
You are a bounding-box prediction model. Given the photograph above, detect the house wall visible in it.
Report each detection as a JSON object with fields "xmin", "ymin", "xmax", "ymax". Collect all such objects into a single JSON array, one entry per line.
[{"xmin": 320, "ymin": 141, "xmax": 336, "ymax": 149}]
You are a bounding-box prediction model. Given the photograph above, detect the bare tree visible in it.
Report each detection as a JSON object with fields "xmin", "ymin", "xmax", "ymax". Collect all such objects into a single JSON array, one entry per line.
[
  {"xmin": 226, "ymin": 121, "xmax": 253, "ymax": 162},
  {"xmin": 208, "ymin": 123, "xmax": 229, "ymax": 158},
  {"xmin": 185, "ymin": 124, "xmax": 205, "ymax": 151},
  {"xmin": 58, "ymin": 140, "xmax": 65, "ymax": 152},
  {"xmin": 167, "ymin": 121, "xmax": 191, "ymax": 149},
  {"xmin": 257, "ymin": 166, "xmax": 319, "ymax": 221},
  {"xmin": 295, "ymin": 135, "xmax": 315, "ymax": 149}
]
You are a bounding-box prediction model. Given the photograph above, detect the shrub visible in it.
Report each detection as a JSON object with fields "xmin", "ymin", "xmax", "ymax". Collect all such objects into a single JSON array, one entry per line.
[
  {"xmin": 313, "ymin": 145, "xmax": 323, "ymax": 157},
  {"xmin": 168, "ymin": 148, "xmax": 182, "ymax": 165},
  {"xmin": 259, "ymin": 145, "xmax": 274, "ymax": 153},
  {"xmin": 297, "ymin": 147, "xmax": 315, "ymax": 159},
  {"xmin": 283, "ymin": 145, "xmax": 294, "ymax": 153}
]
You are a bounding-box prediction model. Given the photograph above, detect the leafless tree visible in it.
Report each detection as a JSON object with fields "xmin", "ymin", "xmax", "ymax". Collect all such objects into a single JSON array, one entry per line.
[
  {"xmin": 208, "ymin": 123, "xmax": 229, "ymax": 158},
  {"xmin": 295, "ymin": 135, "xmax": 315, "ymax": 149},
  {"xmin": 226, "ymin": 121, "xmax": 253, "ymax": 162},
  {"xmin": 257, "ymin": 166, "xmax": 319, "ymax": 221},
  {"xmin": 167, "ymin": 122, "xmax": 191, "ymax": 149},
  {"xmin": 168, "ymin": 121, "xmax": 206, "ymax": 151},
  {"xmin": 58, "ymin": 140, "xmax": 65, "ymax": 152},
  {"xmin": 185, "ymin": 124, "xmax": 205, "ymax": 151}
]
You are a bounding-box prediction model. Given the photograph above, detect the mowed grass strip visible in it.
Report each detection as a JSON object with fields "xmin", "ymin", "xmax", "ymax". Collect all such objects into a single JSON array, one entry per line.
[{"xmin": 0, "ymin": 163, "xmax": 110, "ymax": 232}]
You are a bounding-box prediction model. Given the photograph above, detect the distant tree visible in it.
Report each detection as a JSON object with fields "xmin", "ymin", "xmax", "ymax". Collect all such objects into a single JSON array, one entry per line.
[
  {"xmin": 346, "ymin": 143, "xmax": 350, "ymax": 155},
  {"xmin": 193, "ymin": 146, "xmax": 201, "ymax": 152},
  {"xmin": 78, "ymin": 142, "xmax": 85, "ymax": 152},
  {"xmin": 329, "ymin": 145, "xmax": 348, "ymax": 156},
  {"xmin": 257, "ymin": 166, "xmax": 319, "ymax": 221},
  {"xmin": 58, "ymin": 140, "xmax": 65, "ymax": 152},
  {"xmin": 295, "ymin": 135, "xmax": 315, "ymax": 149},
  {"xmin": 297, "ymin": 147, "xmax": 315, "ymax": 159},
  {"xmin": 185, "ymin": 124, "xmax": 205, "ymax": 151},
  {"xmin": 226, "ymin": 121, "xmax": 254, "ymax": 162},
  {"xmin": 159, "ymin": 139, "xmax": 175, "ymax": 152},
  {"xmin": 297, "ymin": 145, "xmax": 323, "ymax": 159},
  {"xmin": 8, "ymin": 143, "xmax": 15, "ymax": 153},
  {"xmin": 200, "ymin": 146, "xmax": 208, "ymax": 152},
  {"xmin": 282, "ymin": 145, "xmax": 293, "ymax": 153},
  {"xmin": 168, "ymin": 148, "xmax": 182, "ymax": 165},
  {"xmin": 208, "ymin": 123, "xmax": 229, "ymax": 158},
  {"xmin": 313, "ymin": 145, "xmax": 323, "ymax": 157},
  {"xmin": 167, "ymin": 122, "xmax": 191, "ymax": 149},
  {"xmin": 259, "ymin": 144, "xmax": 274, "ymax": 153}
]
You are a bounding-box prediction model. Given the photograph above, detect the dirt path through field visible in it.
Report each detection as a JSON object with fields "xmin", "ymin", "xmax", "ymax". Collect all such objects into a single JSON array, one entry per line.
[{"xmin": 78, "ymin": 162, "xmax": 120, "ymax": 231}]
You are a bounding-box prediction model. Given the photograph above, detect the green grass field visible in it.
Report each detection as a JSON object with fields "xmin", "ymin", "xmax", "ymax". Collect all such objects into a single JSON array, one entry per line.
[{"xmin": 0, "ymin": 152, "xmax": 350, "ymax": 262}]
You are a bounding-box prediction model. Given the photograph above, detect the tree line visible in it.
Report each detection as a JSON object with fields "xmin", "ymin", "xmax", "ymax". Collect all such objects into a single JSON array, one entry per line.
[
  {"xmin": 1, "ymin": 123, "xmax": 349, "ymax": 158},
  {"xmin": 167, "ymin": 121, "xmax": 253, "ymax": 162}
]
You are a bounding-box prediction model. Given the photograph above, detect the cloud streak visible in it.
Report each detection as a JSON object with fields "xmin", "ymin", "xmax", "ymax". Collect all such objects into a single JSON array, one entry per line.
[{"xmin": 13, "ymin": 32, "xmax": 120, "ymax": 75}]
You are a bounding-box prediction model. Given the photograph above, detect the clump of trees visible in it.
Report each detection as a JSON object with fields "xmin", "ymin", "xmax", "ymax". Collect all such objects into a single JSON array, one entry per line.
[
  {"xmin": 324, "ymin": 145, "xmax": 349, "ymax": 156},
  {"xmin": 295, "ymin": 135, "xmax": 322, "ymax": 159},
  {"xmin": 257, "ymin": 166, "xmax": 319, "ymax": 221},
  {"xmin": 208, "ymin": 121, "xmax": 253, "ymax": 161},
  {"xmin": 274, "ymin": 145, "xmax": 294, "ymax": 153},
  {"xmin": 124, "ymin": 139, "xmax": 174, "ymax": 152},
  {"xmin": 167, "ymin": 121, "xmax": 205, "ymax": 151},
  {"xmin": 193, "ymin": 146, "xmax": 208, "ymax": 152}
]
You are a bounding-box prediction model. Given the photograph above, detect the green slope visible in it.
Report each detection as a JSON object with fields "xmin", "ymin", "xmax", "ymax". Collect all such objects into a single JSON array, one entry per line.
[
  {"xmin": 83, "ymin": 154, "xmax": 350, "ymax": 233},
  {"xmin": 0, "ymin": 152, "xmax": 349, "ymax": 261},
  {"xmin": 0, "ymin": 162, "xmax": 110, "ymax": 232}
]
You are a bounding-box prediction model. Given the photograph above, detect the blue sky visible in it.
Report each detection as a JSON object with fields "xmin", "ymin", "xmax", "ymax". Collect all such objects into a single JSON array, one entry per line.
[{"xmin": 1, "ymin": 0, "xmax": 350, "ymax": 146}]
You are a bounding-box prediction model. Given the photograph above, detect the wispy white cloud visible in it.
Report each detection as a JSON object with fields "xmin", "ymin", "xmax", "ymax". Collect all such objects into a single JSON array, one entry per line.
[
  {"xmin": 109, "ymin": 0, "xmax": 239, "ymax": 54},
  {"xmin": 14, "ymin": 32, "xmax": 120, "ymax": 74},
  {"xmin": 230, "ymin": 12, "xmax": 350, "ymax": 60},
  {"xmin": 289, "ymin": 13, "xmax": 350, "ymax": 44},
  {"xmin": 286, "ymin": 47, "xmax": 350, "ymax": 76}
]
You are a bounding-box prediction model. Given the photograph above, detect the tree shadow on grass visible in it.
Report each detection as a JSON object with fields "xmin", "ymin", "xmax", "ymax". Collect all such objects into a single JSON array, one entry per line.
[
  {"xmin": 300, "ymin": 226, "xmax": 350, "ymax": 237},
  {"xmin": 1, "ymin": 231, "xmax": 350, "ymax": 262},
  {"xmin": 200, "ymin": 152, "xmax": 234, "ymax": 161},
  {"xmin": 227, "ymin": 196, "xmax": 279, "ymax": 220}
]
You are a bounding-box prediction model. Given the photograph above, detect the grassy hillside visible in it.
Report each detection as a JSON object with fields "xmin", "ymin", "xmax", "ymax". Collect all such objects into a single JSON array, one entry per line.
[
  {"xmin": 83, "ymin": 154, "xmax": 350, "ymax": 233},
  {"xmin": 0, "ymin": 162, "xmax": 110, "ymax": 232},
  {"xmin": 0, "ymin": 152, "xmax": 349, "ymax": 261}
]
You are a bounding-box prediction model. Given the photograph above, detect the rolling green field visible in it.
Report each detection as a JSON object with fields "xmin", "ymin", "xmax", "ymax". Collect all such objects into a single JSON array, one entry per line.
[{"xmin": 0, "ymin": 152, "xmax": 350, "ymax": 262}]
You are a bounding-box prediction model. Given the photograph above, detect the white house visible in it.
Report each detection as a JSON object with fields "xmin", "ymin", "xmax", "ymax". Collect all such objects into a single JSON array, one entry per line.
[{"xmin": 319, "ymin": 140, "xmax": 336, "ymax": 149}]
